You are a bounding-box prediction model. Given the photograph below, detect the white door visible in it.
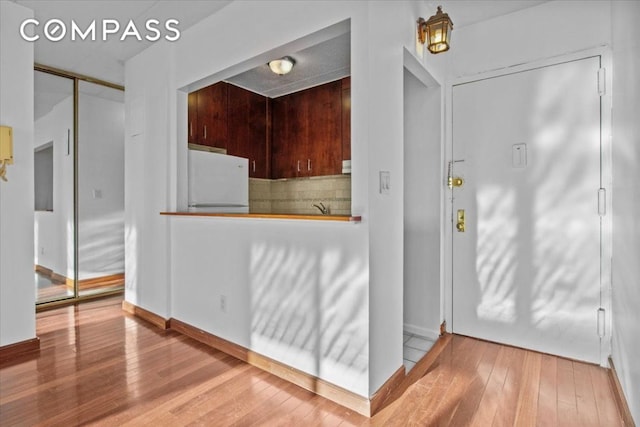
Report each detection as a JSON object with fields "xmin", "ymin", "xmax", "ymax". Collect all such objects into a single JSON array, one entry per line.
[{"xmin": 451, "ymin": 56, "xmax": 603, "ymax": 363}]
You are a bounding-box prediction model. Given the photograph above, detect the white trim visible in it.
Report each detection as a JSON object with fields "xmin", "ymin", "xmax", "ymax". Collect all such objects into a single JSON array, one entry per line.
[
  {"xmin": 449, "ymin": 44, "xmax": 611, "ymax": 86},
  {"xmin": 403, "ymin": 324, "xmax": 440, "ymax": 341},
  {"xmin": 599, "ymin": 48, "xmax": 613, "ymax": 368}
]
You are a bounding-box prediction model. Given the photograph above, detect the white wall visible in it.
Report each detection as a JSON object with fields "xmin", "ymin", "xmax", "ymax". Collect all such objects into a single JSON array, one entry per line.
[
  {"xmin": 450, "ymin": 1, "xmax": 612, "ymax": 79},
  {"xmin": 0, "ymin": 1, "xmax": 35, "ymax": 347},
  {"xmin": 125, "ymin": 0, "xmax": 444, "ymax": 397},
  {"xmin": 171, "ymin": 217, "xmax": 368, "ymax": 395},
  {"xmin": 611, "ymin": 1, "xmax": 640, "ymax": 423},
  {"xmin": 365, "ymin": 0, "xmax": 447, "ymax": 396},
  {"xmin": 124, "ymin": 41, "xmax": 175, "ymax": 319},
  {"xmin": 78, "ymin": 93, "xmax": 125, "ymax": 279},
  {"xmin": 403, "ymin": 66, "xmax": 442, "ymax": 340},
  {"xmin": 34, "ymin": 96, "xmax": 74, "ymax": 278}
]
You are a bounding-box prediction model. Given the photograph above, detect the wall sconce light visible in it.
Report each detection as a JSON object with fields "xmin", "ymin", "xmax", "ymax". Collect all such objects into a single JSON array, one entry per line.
[
  {"xmin": 268, "ymin": 56, "xmax": 296, "ymax": 75},
  {"xmin": 417, "ymin": 6, "xmax": 453, "ymax": 54}
]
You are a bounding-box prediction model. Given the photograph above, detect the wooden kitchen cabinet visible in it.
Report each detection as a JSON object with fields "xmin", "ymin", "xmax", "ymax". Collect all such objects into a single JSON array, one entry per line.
[
  {"xmin": 227, "ymin": 84, "xmax": 269, "ymax": 178},
  {"xmin": 188, "ymin": 82, "xmax": 228, "ymax": 149},
  {"xmin": 271, "ymin": 80, "xmax": 342, "ymax": 178},
  {"xmin": 272, "ymin": 89, "xmax": 307, "ymax": 178},
  {"xmin": 187, "ymin": 91, "xmax": 199, "ymax": 144},
  {"xmin": 189, "ymin": 77, "xmax": 349, "ymax": 179},
  {"xmin": 341, "ymin": 77, "xmax": 351, "ymax": 161}
]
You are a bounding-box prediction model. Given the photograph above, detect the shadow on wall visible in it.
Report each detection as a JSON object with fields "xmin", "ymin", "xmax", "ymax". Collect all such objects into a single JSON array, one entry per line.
[
  {"xmin": 457, "ymin": 58, "xmax": 602, "ymax": 361},
  {"xmin": 249, "ymin": 239, "xmax": 368, "ymax": 391},
  {"xmin": 78, "ymin": 211, "xmax": 125, "ymax": 279},
  {"xmin": 124, "ymin": 222, "xmax": 138, "ymax": 297}
]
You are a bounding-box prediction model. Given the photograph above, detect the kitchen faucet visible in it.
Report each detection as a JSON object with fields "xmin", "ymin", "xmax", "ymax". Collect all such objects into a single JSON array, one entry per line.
[{"xmin": 313, "ymin": 202, "xmax": 329, "ymax": 215}]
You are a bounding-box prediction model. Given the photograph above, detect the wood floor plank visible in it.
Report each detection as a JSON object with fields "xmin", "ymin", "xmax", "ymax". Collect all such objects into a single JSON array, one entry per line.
[
  {"xmin": 227, "ymin": 379, "xmax": 304, "ymax": 426},
  {"xmin": 414, "ymin": 336, "xmax": 488, "ymax": 425},
  {"xmin": 536, "ymin": 353, "xmax": 558, "ymax": 426},
  {"xmin": 557, "ymin": 356, "xmax": 580, "ymax": 427},
  {"xmin": 492, "ymin": 345, "xmax": 526, "ymax": 427},
  {"xmin": 590, "ymin": 365, "xmax": 624, "ymax": 426},
  {"xmin": 513, "ymin": 351, "xmax": 542, "ymax": 427},
  {"xmin": 573, "ymin": 360, "xmax": 600, "ymax": 426},
  {"xmin": 447, "ymin": 340, "xmax": 501, "ymax": 425},
  {"xmin": 268, "ymin": 394, "xmax": 323, "ymax": 426},
  {"xmin": 0, "ymin": 297, "xmax": 626, "ymax": 426}
]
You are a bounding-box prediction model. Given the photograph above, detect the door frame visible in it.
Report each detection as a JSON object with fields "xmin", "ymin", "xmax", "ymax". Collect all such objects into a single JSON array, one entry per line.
[
  {"xmin": 442, "ymin": 46, "xmax": 613, "ymax": 366},
  {"xmin": 34, "ymin": 64, "xmax": 126, "ymax": 309}
]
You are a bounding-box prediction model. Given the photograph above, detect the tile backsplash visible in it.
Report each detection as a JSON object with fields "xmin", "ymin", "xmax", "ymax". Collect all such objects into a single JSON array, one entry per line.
[{"xmin": 249, "ymin": 175, "xmax": 351, "ymax": 215}]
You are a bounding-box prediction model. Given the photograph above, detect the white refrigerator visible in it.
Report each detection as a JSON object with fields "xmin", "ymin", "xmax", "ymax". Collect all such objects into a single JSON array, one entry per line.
[{"xmin": 188, "ymin": 150, "xmax": 249, "ymax": 213}]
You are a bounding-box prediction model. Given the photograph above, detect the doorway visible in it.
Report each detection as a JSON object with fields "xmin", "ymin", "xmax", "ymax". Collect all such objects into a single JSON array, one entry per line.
[
  {"xmin": 34, "ymin": 67, "xmax": 125, "ymax": 305},
  {"xmin": 450, "ymin": 56, "xmax": 604, "ymax": 363},
  {"xmin": 402, "ymin": 56, "xmax": 442, "ymax": 371}
]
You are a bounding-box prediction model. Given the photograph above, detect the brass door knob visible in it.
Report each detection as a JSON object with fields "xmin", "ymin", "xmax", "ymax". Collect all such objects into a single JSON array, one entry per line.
[{"xmin": 448, "ymin": 176, "xmax": 464, "ymax": 188}]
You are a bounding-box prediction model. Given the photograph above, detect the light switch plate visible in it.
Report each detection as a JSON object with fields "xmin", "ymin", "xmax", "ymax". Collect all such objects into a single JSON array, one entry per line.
[
  {"xmin": 512, "ymin": 143, "xmax": 527, "ymax": 168},
  {"xmin": 380, "ymin": 171, "xmax": 390, "ymax": 194}
]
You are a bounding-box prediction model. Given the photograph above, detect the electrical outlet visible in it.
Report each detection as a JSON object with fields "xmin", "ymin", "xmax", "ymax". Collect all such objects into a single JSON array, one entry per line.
[
  {"xmin": 220, "ymin": 295, "xmax": 227, "ymax": 313},
  {"xmin": 40, "ymin": 247, "xmax": 45, "ymax": 255}
]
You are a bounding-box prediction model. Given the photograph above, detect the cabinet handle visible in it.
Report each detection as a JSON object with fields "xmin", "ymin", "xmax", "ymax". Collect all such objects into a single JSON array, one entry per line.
[
  {"xmin": 297, "ymin": 160, "xmax": 301, "ymax": 172},
  {"xmin": 189, "ymin": 122, "xmax": 193, "ymax": 137},
  {"xmin": 252, "ymin": 160, "xmax": 256, "ymax": 173},
  {"xmin": 203, "ymin": 125, "xmax": 207, "ymax": 139},
  {"xmin": 308, "ymin": 159, "xmax": 311, "ymax": 171}
]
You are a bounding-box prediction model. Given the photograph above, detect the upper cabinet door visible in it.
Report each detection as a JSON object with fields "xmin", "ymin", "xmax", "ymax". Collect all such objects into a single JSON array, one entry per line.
[
  {"xmin": 188, "ymin": 92, "xmax": 199, "ymax": 144},
  {"xmin": 200, "ymin": 82, "xmax": 228, "ymax": 149},
  {"xmin": 271, "ymin": 96, "xmax": 295, "ymax": 178},
  {"xmin": 227, "ymin": 84, "xmax": 268, "ymax": 178},
  {"xmin": 341, "ymin": 77, "xmax": 351, "ymax": 161},
  {"xmin": 188, "ymin": 82, "xmax": 228, "ymax": 148},
  {"xmin": 271, "ymin": 80, "xmax": 343, "ymax": 179},
  {"xmin": 307, "ymin": 80, "xmax": 341, "ymax": 176}
]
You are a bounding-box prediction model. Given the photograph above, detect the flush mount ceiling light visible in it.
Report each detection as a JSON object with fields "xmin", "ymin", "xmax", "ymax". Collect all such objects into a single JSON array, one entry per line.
[
  {"xmin": 268, "ymin": 56, "xmax": 295, "ymax": 75},
  {"xmin": 417, "ymin": 6, "xmax": 453, "ymax": 54}
]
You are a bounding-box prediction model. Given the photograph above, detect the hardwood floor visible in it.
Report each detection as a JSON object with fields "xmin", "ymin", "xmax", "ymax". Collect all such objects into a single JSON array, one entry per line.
[{"xmin": 0, "ymin": 297, "xmax": 624, "ymax": 426}]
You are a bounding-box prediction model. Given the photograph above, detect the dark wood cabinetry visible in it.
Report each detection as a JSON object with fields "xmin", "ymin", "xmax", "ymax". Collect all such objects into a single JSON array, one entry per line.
[
  {"xmin": 188, "ymin": 82, "xmax": 228, "ymax": 149},
  {"xmin": 227, "ymin": 84, "xmax": 269, "ymax": 178},
  {"xmin": 271, "ymin": 80, "xmax": 344, "ymax": 178},
  {"xmin": 187, "ymin": 92, "xmax": 199, "ymax": 144},
  {"xmin": 341, "ymin": 77, "xmax": 351, "ymax": 161},
  {"xmin": 188, "ymin": 78, "xmax": 350, "ymax": 179}
]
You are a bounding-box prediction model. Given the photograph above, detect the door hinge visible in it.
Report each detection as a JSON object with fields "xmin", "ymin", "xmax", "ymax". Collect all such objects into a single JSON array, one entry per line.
[
  {"xmin": 598, "ymin": 188, "xmax": 606, "ymax": 216},
  {"xmin": 598, "ymin": 68, "xmax": 606, "ymax": 96},
  {"xmin": 597, "ymin": 308, "xmax": 605, "ymax": 338}
]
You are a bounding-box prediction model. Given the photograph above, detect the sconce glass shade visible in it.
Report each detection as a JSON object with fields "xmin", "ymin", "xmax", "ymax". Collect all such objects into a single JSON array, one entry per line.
[
  {"xmin": 268, "ymin": 56, "xmax": 295, "ymax": 75},
  {"xmin": 418, "ymin": 6, "xmax": 453, "ymax": 54}
]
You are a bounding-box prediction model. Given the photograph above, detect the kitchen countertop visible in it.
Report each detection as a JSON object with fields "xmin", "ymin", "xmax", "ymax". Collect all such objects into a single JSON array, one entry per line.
[{"xmin": 160, "ymin": 212, "xmax": 362, "ymax": 222}]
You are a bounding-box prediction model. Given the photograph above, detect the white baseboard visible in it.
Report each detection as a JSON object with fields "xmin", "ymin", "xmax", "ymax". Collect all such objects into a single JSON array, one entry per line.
[{"xmin": 403, "ymin": 324, "xmax": 439, "ymax": 341}]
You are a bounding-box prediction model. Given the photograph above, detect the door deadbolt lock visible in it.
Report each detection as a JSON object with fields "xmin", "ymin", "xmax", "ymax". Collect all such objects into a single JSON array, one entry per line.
[
  {"xmin": 456, "ymin": 209, "xmax": 465, "ymax": 232},
  {"xmin": 448, "ymin": 176, "xmax": 464, "ymax": 188}
]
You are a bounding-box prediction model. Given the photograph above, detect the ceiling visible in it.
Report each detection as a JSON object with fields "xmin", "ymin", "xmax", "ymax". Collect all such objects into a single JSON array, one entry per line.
[
  {"xmin": 16, "ymin": 0, "xmax": 549, "ymax": 87},
  {"xmin": 226, "ymin": 32, "xmax": 350, "ymax": 99},
  {"xmin": 425, "ymin": 1, "xmax": 548, "ymax": 29},
  {"xmin": 13, "ymin": 0, "xmax": 232, "ymax": 85}
]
